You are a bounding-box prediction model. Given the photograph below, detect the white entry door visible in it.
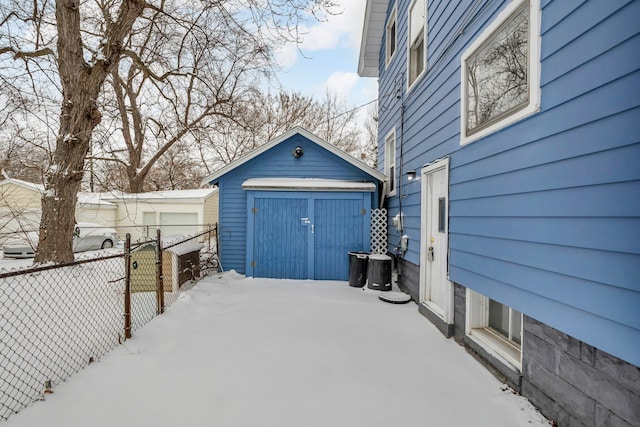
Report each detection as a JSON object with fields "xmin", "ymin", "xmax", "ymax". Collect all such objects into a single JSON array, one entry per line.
[{"xmin": 420, "ymin": 158, "xmax": 453, "ymax": 323}]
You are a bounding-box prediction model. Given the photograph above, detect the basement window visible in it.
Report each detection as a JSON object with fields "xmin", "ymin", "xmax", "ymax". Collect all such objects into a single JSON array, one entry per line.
[{"xmin": 466, "ymin": 289, "xmax": 522, "ymax": 369}]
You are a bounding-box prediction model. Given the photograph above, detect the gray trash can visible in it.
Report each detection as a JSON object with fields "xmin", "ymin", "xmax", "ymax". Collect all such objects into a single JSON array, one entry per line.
[
  {"xmin": 348, "ymin": 252, "xmax": 369, "ymax": 287},
  {"xmin": 366, "ymin": 254, "xmax": 392, "ymax": 291}
]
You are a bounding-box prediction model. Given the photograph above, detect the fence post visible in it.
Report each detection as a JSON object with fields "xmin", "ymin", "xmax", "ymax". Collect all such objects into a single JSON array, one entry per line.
[
  {"xmin": 156, "ymin": 229, "xmax": 164, "ymax": 315},
  {"xmin": 124, "ymin": 233, "xmax": 132, "ymax": 340},
  {"xmin": 215, "ymin": 223, "xmax": 220, "ymax": 256}
]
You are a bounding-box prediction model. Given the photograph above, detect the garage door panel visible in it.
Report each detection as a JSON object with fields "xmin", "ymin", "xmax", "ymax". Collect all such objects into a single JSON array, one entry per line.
[
  {"xmin": 314, "ymin": 198, "xmax": 363, "ymax": 280},
  {"xmin": 253, "ymin": 198, "xmax": 308, "ymax": 279}
]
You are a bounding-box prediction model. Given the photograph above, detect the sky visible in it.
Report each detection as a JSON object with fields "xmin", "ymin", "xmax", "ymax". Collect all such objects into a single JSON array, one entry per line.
[
  {"xmin": 274, "ymin": 0, "xmax": 378, "ymax": 108},
  {"xmin": 2, "ymin": 270, "xmax": 550, "ymax": 426}
]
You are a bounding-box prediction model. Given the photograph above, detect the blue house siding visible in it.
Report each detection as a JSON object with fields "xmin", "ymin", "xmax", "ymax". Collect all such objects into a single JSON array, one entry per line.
[
  {"xmin": 372, "ymin": 0, "xmax": 640, "ymax": 367},
  {"xmin": 448, "ymin": 0, "xmax": 640, "ymax": 367},
  {"xmin": 210, "ymin": 131, "xmax": 381, "ymax": 276},
  {"xmin": 360, "ymin": 0, "xmax": 640, "ymax": 422},
  {"xmin": 377, "ymin": 0, "xmax": 496, "ymax": 266}
]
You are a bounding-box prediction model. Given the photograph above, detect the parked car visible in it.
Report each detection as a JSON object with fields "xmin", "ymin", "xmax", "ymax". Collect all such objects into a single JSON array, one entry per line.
[{"xmin": 2, "ymin": 222, "xmax": 119, "ymax": 258}]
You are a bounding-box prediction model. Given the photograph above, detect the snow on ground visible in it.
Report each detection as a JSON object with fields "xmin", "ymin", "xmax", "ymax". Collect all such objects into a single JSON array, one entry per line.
[{"xmin": 3, "ymin": 271, "xmax": 549, "ymax": 427}]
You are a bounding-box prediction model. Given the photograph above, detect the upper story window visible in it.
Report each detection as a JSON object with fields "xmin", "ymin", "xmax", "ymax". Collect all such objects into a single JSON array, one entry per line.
[
  {"xmin": 461, "ymin": 0, "xmax": 541, "ymax": 145},
  {"xmin": 385, "ymin": 5, "xmax": 397, "ymax": 66},
  {"xmin": 408, "ymin": 0, "xmax": 426, "ymax": 88},
  {"xmin": 385, "ymin": 130, "xmax": 396, "ymax": 196}
]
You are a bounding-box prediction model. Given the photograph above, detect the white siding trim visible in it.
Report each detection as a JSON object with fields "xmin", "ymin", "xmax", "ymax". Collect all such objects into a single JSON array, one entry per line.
[{"xmin": 407, "ymin": 0, "xmax": 427, "ymax": 90}]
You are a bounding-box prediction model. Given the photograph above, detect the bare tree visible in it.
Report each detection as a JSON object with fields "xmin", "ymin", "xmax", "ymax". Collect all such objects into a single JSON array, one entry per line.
[
  {"xmin": 94, "ymin": 2, "xmax": 275, "ymax": 193},
  {"xmin": 361, "ymin": 102, "xmax": 378, "ymax": 168},
  {"xmin": 0, "ymin": 0, "xmax": 338, "ymax": 263},
  {"xmin": 199, "ymin": 90, "xmax": 369, "ymax": 173}
]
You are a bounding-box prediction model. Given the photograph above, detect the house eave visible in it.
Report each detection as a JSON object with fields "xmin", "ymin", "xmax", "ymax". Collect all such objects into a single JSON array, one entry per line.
[{"xmin": 357, "ymin": 0, "xmax": 389, "ymax": 78}]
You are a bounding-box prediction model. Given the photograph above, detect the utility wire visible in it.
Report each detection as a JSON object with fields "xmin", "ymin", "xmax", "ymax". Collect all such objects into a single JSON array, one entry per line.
[{"xmin": 327, "ymin": 98, "xmax": 377, "ymax": 122}]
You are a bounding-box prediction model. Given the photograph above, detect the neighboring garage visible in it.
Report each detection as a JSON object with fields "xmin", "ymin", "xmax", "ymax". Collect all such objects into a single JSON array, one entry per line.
[{"xmin": 202, "ymin": 127, "xmax": 384, "ymax": 280}]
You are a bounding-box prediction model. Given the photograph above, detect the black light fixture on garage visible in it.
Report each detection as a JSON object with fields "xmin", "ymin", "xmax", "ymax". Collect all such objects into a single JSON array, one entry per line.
[{"xmin": 292, "ymin": 146, "xmax": 304, "ymax": 158}]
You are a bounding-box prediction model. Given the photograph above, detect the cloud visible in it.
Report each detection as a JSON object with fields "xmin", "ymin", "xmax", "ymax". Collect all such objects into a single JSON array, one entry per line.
[
  {"xmin": 301, "ymin": 1, "xmax": 366, "ymax": 51},
  {"xmin": 275, "ymin": 0, "xmax": 367, "ymax": 68},
  {"xmin": 323, "ymin": 71, "xmax": 360, "ymax": 99},
  {"xmin": 274, "ymin": 43, "xmax": 300, "ymax": 68}
]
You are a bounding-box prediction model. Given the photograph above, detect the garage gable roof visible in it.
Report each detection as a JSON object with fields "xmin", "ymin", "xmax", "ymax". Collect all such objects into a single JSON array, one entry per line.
[{"xmin": 202, "ymin": 127, "xmax": 385, "ymax": 185}]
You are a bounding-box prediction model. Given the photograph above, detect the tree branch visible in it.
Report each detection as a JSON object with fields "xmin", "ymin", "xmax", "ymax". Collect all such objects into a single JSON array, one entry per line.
[{"xmin": 0, "ymin": 46, "xmax": 55, "ymax": 60}]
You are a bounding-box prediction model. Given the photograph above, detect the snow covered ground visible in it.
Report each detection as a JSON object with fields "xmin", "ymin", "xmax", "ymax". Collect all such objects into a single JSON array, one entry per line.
[{"xmin": 3, "ymin": 271, "xmax": 549, "ymax": 426}]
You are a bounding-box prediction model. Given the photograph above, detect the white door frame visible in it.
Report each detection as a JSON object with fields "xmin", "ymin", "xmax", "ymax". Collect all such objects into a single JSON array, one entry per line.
[{"xmin": 419, "ymin": 157, "xmax": 454, "ymax": 324}]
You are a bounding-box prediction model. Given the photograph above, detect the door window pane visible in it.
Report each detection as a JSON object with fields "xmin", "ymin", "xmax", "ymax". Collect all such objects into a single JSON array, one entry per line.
[{"xmin": 438, "ymin": 197, "xmax": 446, "ymax": 232}]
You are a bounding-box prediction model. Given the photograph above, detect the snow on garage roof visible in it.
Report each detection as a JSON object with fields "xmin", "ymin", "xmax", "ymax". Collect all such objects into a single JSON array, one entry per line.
[
  {"xmin": 99, "ymin": 188, "xmax": 217, "ymax": 203},
  {"xmin": 241, "ymin": 178, "xmax": 376, "ymax": 192}
]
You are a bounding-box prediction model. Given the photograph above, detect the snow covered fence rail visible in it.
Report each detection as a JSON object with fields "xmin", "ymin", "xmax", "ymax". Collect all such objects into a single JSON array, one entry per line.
[{"xmin": 0, "ymin": 227, "xmax": 219, "ymax": 421}]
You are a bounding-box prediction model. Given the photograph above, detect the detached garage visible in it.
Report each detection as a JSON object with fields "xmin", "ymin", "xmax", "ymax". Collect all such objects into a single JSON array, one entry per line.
[{"xmin": 203, "ymin": 127, "xmax": 384, "ymax": 280}]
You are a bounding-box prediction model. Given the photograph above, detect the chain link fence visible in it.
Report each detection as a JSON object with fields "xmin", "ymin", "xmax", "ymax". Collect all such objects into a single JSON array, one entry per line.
[{"xmin": 0, "ymin": 225, "xmax": 219, "ymax": 421}]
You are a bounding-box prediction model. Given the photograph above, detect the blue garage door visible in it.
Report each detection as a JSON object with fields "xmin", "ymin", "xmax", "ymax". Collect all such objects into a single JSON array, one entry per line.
[
  {"xmin": 247, "ymin": 191, "xmax": 370, "ymax": 280},
  {"xmin": 252, "ymin": 196, "xmax": 309, "ymax": 279}
]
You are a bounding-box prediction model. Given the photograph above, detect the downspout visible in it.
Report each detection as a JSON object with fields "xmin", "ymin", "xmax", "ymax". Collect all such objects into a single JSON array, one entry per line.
[{"xmin": 395, "ymin": 73, "xmax": 406, "ymax": 259}]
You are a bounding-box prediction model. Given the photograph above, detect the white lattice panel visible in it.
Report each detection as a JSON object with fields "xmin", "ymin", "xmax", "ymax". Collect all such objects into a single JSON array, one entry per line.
[{"xmin": 370, "ymin": 208, "xmax": 388, "ymax": 254}]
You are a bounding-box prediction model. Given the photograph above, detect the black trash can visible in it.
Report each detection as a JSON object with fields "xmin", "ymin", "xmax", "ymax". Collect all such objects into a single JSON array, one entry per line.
[
  {"xmin": 348, "ymin": 252, "xmax": 369, "ymax": 287},
  {"xmin": 366, "ymin": 254, "xmax": 392, "ymax": 291}
]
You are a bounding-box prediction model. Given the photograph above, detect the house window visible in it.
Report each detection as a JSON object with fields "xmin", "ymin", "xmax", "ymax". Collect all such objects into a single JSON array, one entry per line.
[
  {"xmin": 488, "ymin": 299, "xmax": 522, "ymax": 345},
  {"xmin": 408, "ymin": 0, "xmax": 426, "ymax": 88},
  {"xmin": 460, "ymin": 0, "xmax": 541, "ymax": 145},
  {"xmin": 385, "ymin": 5, "xmax": 397, "ymax": 66},
  {"xmin": 466, "ymin": 289, "xmax": 523, "ymax": 368},
  {"xmin": 385, "ymin": 130, "xmax": 396, "ymax": 196}
]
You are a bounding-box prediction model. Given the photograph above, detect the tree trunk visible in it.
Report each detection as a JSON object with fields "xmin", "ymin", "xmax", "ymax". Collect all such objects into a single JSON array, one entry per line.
[
  {"xmin": 35, "ymin": 0, "xmax": 146, "ymax": 263},
  {"xmin": 35, "ymin": 100, "xmax": 97, "ymax": 263}
]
